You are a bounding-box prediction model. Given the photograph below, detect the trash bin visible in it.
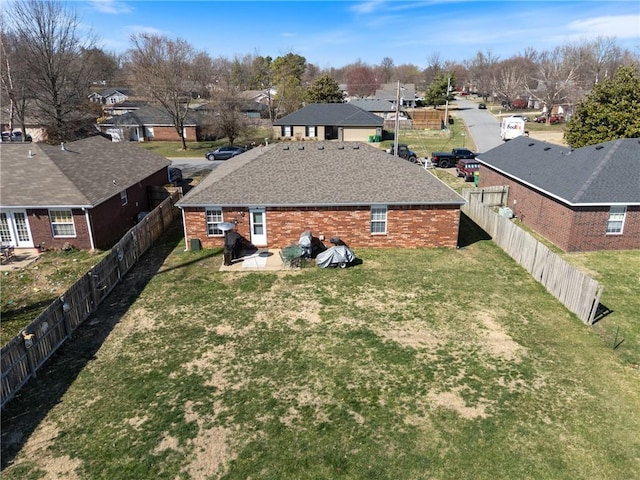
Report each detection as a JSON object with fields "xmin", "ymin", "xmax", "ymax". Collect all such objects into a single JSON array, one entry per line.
[
  {"xmin": 374, "ymin": 134, "xmax": 381, "ymax": 142},
  {"xmin": 474, "ymin": 171, "xmax": 479, "ymax": 187},
  {"xmin": 368, "ymin": 135, "xmax": 374, "ymax": 142},
  {"xmin": 190, "ymin": 238, "xmax": 201, "ymax": 251}
]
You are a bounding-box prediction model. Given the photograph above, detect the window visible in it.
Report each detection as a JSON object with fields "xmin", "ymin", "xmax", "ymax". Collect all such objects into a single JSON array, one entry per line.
[
  {"xmin": 370, "ymin": 206, "xmax": 387, "ymax": 234},
  {"xmin": 281, "ymin": 126, "xmax": 292, "ymax": 137},
  {"xmin": 206, "ymin": 208, "xmax": 224, "ymax": 236},
  {"xmin": 120, "ymin": 190, "xmax": 128, "ymax": 206},
  {"xmin": 306, "ymin": 126, "xmax": 316, "ymax": 137},
  {"xmin": 144, "ymin": 127, "xmax": 155, "ymax": 138},
  {"xmin": 606, "ymin": 206, "xmax": 626, "ymax": 234},
  {"xmin": 49, "ymin": 210, "xmax": 76, "ymax": 237}
]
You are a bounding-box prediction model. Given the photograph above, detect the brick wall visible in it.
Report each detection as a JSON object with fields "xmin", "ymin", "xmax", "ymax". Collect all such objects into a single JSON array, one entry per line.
[
  {"xmin": 27, "ymin": 208, "xmax": 92, "ymax": 250},
  {"xmin": 183, "ymin": 205, "xmax": 460, "ymax": 250},
  {"xmin": 148, "ymin": 126, "xmax": 197, "ymax": 142},
  {"xmin": 479, "ymin": 166, "xmax": 640, "ymax": 252}
]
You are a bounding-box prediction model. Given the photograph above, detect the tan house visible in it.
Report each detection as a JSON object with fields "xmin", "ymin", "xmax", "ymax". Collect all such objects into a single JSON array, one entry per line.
[{"xmin": 272, "ymin": 104, "xmax": 383, "ymax": 142}]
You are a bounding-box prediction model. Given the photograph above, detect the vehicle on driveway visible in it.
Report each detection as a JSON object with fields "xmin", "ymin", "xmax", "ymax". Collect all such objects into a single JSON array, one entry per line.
[
  {"xmin": 205, "ymin": 145, "xmax": 246, "ymax": 161},
  {"xmin": 534, "ymin": 114, "xmax": 564, "ymax": 124},
  {"xmin": 430, "ymin": 148, "xmax": 476, "ymax": 168},
  {"xmin": 478, "ymin": 103, "xmax": 487, "ymax": 109},
  {"xmin": 455, "ymin": 159, "xmax": 480, "ymax": 182},
  {"xmin": 386, "ymin": 143, "xmax": 418, "ymax": 163}
]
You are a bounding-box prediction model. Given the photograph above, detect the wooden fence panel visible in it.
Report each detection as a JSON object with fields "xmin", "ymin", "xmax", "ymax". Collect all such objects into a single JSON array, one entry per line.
[
  {"xmin": 1, "ymin": 190, "xmax": 182, "ymax": 408},
  {"xmin": 461, "ymin": 190, "xmax": 603, "ymax": 326}
]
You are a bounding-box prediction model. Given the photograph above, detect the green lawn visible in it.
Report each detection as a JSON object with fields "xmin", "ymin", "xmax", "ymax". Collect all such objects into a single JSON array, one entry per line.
[{"xmin": 2, "ymin": 223, "xmax": 638, "ymax": 479}]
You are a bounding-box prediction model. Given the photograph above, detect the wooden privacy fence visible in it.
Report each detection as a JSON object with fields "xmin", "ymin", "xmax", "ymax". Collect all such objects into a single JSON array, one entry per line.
[
  {"xmin": 1, "ymin": 190, "xmax": 182, "ymax": 409},
  {"xmin": 463, "ymin": 185, "xmax": 509, "ymax": 207},
  {"xmin": 461, "ymin": 189, "xmax": 603, "ymax": 326}
]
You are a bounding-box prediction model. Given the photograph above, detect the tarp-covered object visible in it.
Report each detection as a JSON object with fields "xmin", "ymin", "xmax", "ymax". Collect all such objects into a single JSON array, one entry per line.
[{"xmin": 316, "ymin": 245, "xmax": 356, "ymax": 268}]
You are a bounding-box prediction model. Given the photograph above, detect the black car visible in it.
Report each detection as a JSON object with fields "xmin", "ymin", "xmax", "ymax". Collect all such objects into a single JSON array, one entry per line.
[
  {"xmin": 205, "ymin": 146, "xmax": 246, "ymax": 161},
  {"xmin": 478, "ymin": 103, "xmax": 487, "ymax": 109}
]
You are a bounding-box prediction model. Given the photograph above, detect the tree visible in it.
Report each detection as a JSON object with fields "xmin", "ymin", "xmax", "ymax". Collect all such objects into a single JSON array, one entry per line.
[
  {"xmin": 127, "ymin": 33, "xmax": 210, "ymax": 150},
  {"xmin": 345, "ymin": 62, "xmax": 378, "ymax": 97},
  {"xmin": 465, "ymin": 50, "xmax": 499, "ymax": 100},
  {"xmin": 564, "ymin": 65, "xmax": 640, "ymax": 148},
  {"xmin": 6, "ymin": 0, "xmax": 98, "ymax": 142},
  {"xmin": 271, "ymin": 53, "xmax": 307, "ymax": 117},
  {"xmin": 306, "ymin": 75, "xmax": 343, "ymax": 103},
  {"xmin": 423, "ymin": 72, "xmax": 455, "ymax": 108},
  {"xmin": 526, "ymin": 46, "xmax": 580, "ymax": 124},
  {"xmin": 206, "ymin": 89, "xmax": 249, "ymax": 146}
]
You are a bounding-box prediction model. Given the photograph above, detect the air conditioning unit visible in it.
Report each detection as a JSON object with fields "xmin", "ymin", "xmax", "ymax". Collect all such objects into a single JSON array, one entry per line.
[{"xmin": 498, "ymin": 207, "xmax": 514, "ymax": 218}]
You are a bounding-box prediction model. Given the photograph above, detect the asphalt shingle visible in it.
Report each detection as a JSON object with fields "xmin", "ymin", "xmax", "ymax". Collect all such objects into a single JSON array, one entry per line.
[
  {"xmin": 178, "ymin": 141, "xmax": 464, "ymax": 207},
  {"xmin": 273, "ymin": 104, "xmax": 384, "ymax": 127}
]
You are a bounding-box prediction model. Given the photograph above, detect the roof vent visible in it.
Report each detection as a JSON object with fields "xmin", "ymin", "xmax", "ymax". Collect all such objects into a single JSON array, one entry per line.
[
  {"xmin": 595, "ymin": 145, "xmax": 604, "ymax": 150},
  {"xmin": 353, "ymin": 145, "xmax": 359, "ymax": 149},
  {"xmin": 282, "ymin": 146, "xmax": 289, "ymax": 150},
  {"xmin": 298, "ymin": 145, "xmax": 304, "ymax": 150},
  {"xmin": 28, "ymin": 150, "xmax": 34, "ymax": 158},
  {"xmin": 61, "ymin": 142, "xmax": 66, "ymax": 151},
  {"xmin": 338, "ymin": 146, "xmax": 344, "ymax": 150},
  {"xmin": 544, "ymin": 147, "xmax": 551, "ymax": 151},
  {"xmin": 317, "ymin": 146, "xmax": 324, "ymax": 150},
  {"xmin": 528, "ymin": 143, "xmax": 535, "ymax": 147}
]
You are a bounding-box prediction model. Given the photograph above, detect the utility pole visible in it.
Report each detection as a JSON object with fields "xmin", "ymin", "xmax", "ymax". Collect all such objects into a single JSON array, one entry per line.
[
  {"xmin": 393, "ymin": 80, "xmax": 400, "ymax": 157},
  {"xmin": 443, "ymin": 76, "xmax": 451, "ymax": 131}
]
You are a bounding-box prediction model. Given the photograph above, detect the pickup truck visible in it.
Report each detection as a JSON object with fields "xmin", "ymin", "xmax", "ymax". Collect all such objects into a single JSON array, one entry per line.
[
  {"xmin": 386, "ymin": 143, "xmax": 418, "ymax": 163},
  {"xmin": 430, "ymin": 148, "xmax": 476, "ymax": 168},
  {"xmin": 455, "ymin": 159, "xmax": 480, "ymax": 182}
]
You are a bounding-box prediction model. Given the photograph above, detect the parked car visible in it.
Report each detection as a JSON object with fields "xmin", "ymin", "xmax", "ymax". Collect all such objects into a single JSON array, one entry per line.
[
  {"xmin": 534, "ymin": 115, "xmax": 564, "ymax": 124},
  {"xmin": 478, "ymin": 103, "xmax": 487, "ymax": 109},
  {"xmin": 430, "ymin": 148, "xmax": 477, "ymax": 168},
  {"xmin": 385, "ymin": 143, "xmax": 418, "ymax": 163},
  {"xmin": 1, "ymin": 131, "xmax": 32, "ymax": 142},
  {"xmin": 455, "ymin": 159, "xmax": 480, "ymax": 182},
  {"xmin": 168, "ymin": 167, "xmax": 183, "ymax": 185},
  {"xmin": 205, "ymin": 146, "xmax": 246, "ymax": 161}
]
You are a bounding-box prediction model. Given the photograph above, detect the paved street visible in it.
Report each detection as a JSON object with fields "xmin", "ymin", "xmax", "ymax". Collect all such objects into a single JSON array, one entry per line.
[
  {"xmin": 168, "ymin": 157, "xmax": 220, "ymax": 177},
  {"xmin": 453, "ymin": 97, "xmax": 504, "ymax": 154}
]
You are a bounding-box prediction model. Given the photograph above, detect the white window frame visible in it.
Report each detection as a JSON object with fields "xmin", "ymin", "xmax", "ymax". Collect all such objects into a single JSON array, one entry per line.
[
  {"xmin": 120, "ymin": 190, "xmax": 128, "ymax": 206},
  {"xmin": 370, "ymin": 205, "xmax": 388, "ymax": 235},
  {"xmin": 49, "ymin": 209, "xmax": 77, "ymax": 238},
  {"xmin": 206, "ymin": 208, "xmax": 224, "ymax": 236},
  {"xmin": 281, "ymin": 125, "xmax": 292, "ymax": 137},
  {"xmin": 606, "ymin": 205, "xmax": 626, "ymax": 235},
  {"xmin": 306, "ymin": 126, "xmax": 316, "ymax": 137}
]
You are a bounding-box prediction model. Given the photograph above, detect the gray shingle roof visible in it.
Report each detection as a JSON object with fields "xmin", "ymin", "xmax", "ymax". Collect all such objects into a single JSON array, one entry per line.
[
  {"xmin": 273, "ymin": 103, "xmax": 384, "ymax": 127},
  {"xmin": 348, "ymin": 99, "xmax": 396, "ymax": 112},
  {"xmin": 1, "ymin": 136, "xmax": 171, "ymax": 208},
  {"xmin": 477, "ymin": 136, "xmax": 640, "ymax": 205},
  {"xmin": 177, "ymin": 141, "xmax": 464, "ymax": 207},
  {"xmin": 99, "ymin": 105, "xmax": 198, "ymax": 127}
]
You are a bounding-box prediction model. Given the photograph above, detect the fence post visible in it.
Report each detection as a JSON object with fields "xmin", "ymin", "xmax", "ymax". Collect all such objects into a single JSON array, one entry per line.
[
  {"xmin": 88, "ymin": 270, "xmax": 100, "ymax": 312},
  {"xmin": 60, "ymin": 296, "xmax": 73, "ymax": 339}
]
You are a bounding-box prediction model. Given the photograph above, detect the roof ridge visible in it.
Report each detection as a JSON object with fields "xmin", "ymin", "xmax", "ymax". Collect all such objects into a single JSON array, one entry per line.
[{"xmin": 571, "ymin": 139, "xmax": 621, "ymax": 203}]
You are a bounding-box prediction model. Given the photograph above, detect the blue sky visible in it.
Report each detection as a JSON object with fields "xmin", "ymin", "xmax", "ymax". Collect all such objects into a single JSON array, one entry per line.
[{"xmin": 78, "ymin": 0, "xmax": 639, "ymax": 68}]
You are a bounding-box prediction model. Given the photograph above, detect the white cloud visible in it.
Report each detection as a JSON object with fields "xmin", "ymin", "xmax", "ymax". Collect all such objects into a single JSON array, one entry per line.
[
  {"xmin": 566, "ymin": 14, "xmax": 640, "ymax": 39},
  {"xmin": 89, "ymin": 0, "xmax": 133, "ymax": 15}
]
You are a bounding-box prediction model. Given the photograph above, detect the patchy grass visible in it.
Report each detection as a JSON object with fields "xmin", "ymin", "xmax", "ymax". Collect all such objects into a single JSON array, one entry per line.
[
  {"xmin": 0, "ymin": 249, "xmax": 108, "ymax": 344},
  {"xmin": 2, "ymin": 225, "xmax": 638, "ymax": 479}
]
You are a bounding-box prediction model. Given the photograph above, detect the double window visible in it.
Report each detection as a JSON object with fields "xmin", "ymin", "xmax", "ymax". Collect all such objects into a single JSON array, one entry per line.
[
  {"xmin": 305, "ymin": 126, "xmax": 316, "ymax": 137},
  {"xmin": 49, "ymin": 210, "xmax": 76, "ymax": 237},
  {"xmin": 281, "ymin": 126, "xmax": 292, "ymax": 137},
  {"xmin": 206, "ymin": 208, "xmax": 224, "ymax": 236},
  {"xmin": 606, "ymin": 206, "xmax": 626, "ymax": 234},
  {"xmin": 370, "ymin": 205, "xmax": 387, "ymax": 234}
]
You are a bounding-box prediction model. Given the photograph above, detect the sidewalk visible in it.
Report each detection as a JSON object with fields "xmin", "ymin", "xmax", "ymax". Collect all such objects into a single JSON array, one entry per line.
[{"xmin": 0, "ymin": 248, "xmax": 41, "ymax": 271}]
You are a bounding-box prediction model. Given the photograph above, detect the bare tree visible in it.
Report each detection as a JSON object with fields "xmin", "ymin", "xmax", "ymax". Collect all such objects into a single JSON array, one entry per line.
[
  {"xmin": 206, "ymin": 88, "xmax": 249, "ymax": 146},
  {"xmin": 465, "ymin": 50, "xmax": 499, "ymax": 100},
  {"xmin": 6, "ymin": 0, "xmax": 98, "ymax": 142},
  {"xmin": 345, "ymin": 61, "xmax": 379, "ymax": 97},
  {"xmin": 127, "ymin": 33, "xmax": 208, "ymax": 150},
  {"xmin": 526, "ymin": 46, "xmax": 580, "ymax": 124},
  {"xmin": 0, "ymin": 30, "xmax": 30, "ymax": 137},
  {"xmin": 377, "ymin": 57, "xmax": 395, "ymax": 84}
]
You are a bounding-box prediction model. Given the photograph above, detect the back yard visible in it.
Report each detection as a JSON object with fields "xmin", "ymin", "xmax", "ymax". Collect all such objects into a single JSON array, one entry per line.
[{"xmin": 1, "ymin": 218, "xmax": 638, "ymax": 479}]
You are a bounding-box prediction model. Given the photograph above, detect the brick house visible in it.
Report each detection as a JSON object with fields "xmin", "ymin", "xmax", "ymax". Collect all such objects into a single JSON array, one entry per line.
[
  {"xmin": 477, "ymin": 136, "xmax": 640, "ymax": 252},
  {"xmin": 98, "ymin": 105, "xmax": 200, "ymax": 142},
  {"xmin": 177, "ymin": 141, "xmax": 465, "ymax": 250},
  {"xmin": 273, "ymin": 104, "xmax": 384, "ymax": 142},
  {"xmin": 0, "ymin": 136, "xmax": 172, "ymax": 251}
]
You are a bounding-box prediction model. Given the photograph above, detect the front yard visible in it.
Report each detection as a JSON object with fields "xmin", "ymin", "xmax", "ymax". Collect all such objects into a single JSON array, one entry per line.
[{"xmin": 1, "ymin": 221, "xmax": 638, "ymax": 479}]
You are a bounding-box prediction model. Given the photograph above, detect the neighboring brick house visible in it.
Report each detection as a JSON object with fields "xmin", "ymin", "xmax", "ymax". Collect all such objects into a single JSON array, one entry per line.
[
  {"xmin": 273, "ymin": 104, "xmax": 384, "ymax": 142},
  {"xmin": 177, "ymin": 141, "xmax": 465, "ymax": 250},
  {"xmin": 98, "ymin": 105, "xmax": 200, "ymax": 142},
  {"xmin": 477, "ymin": 136, "xmax": 640, "ymax": 252},
  {"xmin": 0, "ymin": 136, "xmax": 172, "ymax": 251}
]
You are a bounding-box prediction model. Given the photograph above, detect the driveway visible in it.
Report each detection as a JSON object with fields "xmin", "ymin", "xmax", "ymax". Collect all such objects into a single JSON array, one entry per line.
[{"xmin": 169, "ymin": 157, "xmax": 220, "ymax": 177}]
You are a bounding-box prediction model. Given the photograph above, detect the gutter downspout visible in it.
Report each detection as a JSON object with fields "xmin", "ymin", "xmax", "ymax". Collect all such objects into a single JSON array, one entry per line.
[
  {"xmin": 83, "ymin": 208, "xmax": 96, "ymax": 250},
  {"xmin": 180, "ymin": 207, "xmax": 188, "ymax": 251}
]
